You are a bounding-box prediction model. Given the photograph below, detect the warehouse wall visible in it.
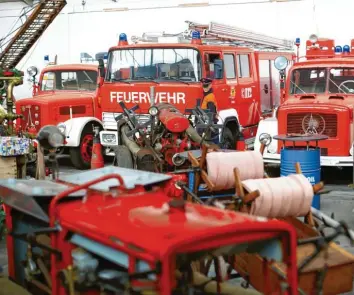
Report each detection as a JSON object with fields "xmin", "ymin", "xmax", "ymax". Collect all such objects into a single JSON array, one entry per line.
[{"xmin": 0, "ymin": 0, "xmax": 353, "ymax": 98}]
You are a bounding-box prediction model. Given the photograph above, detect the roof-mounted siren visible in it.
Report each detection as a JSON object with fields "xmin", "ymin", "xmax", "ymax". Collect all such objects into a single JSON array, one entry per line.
[
  {"xmin": 191, "ymin": 31, "xmax": 202, "ymax": 45},
  {"xmin": 334, "ymin": 45, "xmax": 343, "ymax": 55},
  {"xmin": 44, "ymin": 55, "xmax": 50, "ymax": 66},
  {"xmin": 118, "ymin": 33, "xmax": 128, "ymax": 46},
  {"xmin": 95, "ymin": 52, "xmax": 108, "ymax": 64},
  {"xmin": 309, "ymin": 34, "xmax": 318, "ymax": 46},
  {"xmin": 343, "ymin": 45, "xmax": 351, "ymax": 55},
  {"xmin": 295, "ymin": 37, "xmax": 300, "ymax": 62}
]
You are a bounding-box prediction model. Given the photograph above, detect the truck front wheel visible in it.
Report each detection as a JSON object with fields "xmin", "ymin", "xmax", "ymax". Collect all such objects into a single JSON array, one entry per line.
[
  {"xmin": 70, "ymin": 128, "xmax": 94, "ymax": 170},
  {"xmin": 221, "ymin": 127, "xmax": 237, "ymax": 150}
]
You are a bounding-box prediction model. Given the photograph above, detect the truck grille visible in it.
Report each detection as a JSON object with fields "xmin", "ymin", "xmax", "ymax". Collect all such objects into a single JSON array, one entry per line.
[
  {"xmin": 287, "ymin": 113, "xmax": 337, "ymax": 137},
  {"xmin": 102, "ymin": 112, "xmax": 150, "ymax": 130}
]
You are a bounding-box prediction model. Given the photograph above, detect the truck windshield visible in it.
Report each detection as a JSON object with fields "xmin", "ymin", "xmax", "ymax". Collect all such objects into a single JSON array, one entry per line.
[
  {"xmin": 289, "ymin": 67, "xmax": 354, "ymax": 95},
  {"xmin": 106, "ymin": 48, "xmax": 202, "ymax": 83},
  {"xmin": 41, "ymin": 70, "xmax": 98, "ymax": 91},
  {"xmin": 289, "ymin": 68, "xmax": 327, "ymax": 94}
]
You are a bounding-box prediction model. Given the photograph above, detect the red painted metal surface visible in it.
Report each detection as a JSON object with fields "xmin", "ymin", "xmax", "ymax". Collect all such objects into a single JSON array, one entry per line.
[
  {"xmin": 15, "ymin": 64, "xmax": 99, "ymax": 132},
  {"xmin": 158, "ymin": 108, "xmax": 190, "ymax": 133},
  {"xmin": 3, "ymin": 169, "xmax": 300, "ymax": 294},
  {"xmin": 45, "ymin": 172, "xmax": 299, "ymax": 294},
  {"xmin": 278, "ymin": 36, "xmax": 354, "ymax": 157}
]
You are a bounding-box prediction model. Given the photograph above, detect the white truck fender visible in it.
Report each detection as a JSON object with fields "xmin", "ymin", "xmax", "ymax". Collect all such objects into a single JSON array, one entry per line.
[
  {"xmin": 218, "ymin": 109, "xmax": 240, "ymax": 127},
  {"xmin": 58, "ymin": 117, "xmax": 103, "ymax": 147},
  {"xmin": 254, "ymin": 117, "xmax": 278, "ymax": 154}
]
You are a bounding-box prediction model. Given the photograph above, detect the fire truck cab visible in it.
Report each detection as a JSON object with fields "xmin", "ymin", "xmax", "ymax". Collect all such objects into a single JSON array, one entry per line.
[
  {"xmin": 256, "ymin": 35, "xmax": 354, "ymax": 167},
  {"xmin": 16, "ymin": 62, "xmax": 100, "ymax": 169},
  {"xmin": 56, "ymin": 21, "xmax": 292, "ymax": 160}
]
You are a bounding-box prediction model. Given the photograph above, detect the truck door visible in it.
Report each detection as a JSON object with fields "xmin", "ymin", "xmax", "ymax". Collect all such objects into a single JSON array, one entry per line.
[
  {"xmin": 204, "ymin": 51, "xmax": 224, "ymax": 108},
  {"xmin": 236, "ymin": 52, "xmax": 256, "ymax": 126},
  {"xmin": 221, "ymin": 52, "xmax": 238, "ymax": 110}
]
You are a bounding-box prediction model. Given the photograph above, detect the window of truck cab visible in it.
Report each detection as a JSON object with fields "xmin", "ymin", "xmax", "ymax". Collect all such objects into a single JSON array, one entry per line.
[
  {"xmin": 106, "ymin": 48, "xmax": 202, "ymax": 82},
  {"xmin": 40, "ymin": 70, "xmax": 98, "ymax": 91},
  {"xmin": 288, "ymin": 67, "xmax": 354, "ymax": 95},
  {"xmin": 236, "ymin": 53, "xmax": 252, "ymax": 81}
]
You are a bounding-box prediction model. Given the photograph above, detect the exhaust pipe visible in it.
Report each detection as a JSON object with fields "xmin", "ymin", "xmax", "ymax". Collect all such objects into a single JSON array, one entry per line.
[
  {"xmin": 121, "ymin": 124, "xmax": 156, "ymax": 172},
  {"xmin": 121, "ymin": 125, "xmax": 141, "ymax": 156}
]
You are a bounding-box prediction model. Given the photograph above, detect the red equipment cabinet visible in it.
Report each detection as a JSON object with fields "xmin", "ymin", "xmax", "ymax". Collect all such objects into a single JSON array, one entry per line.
[{"xmin": 1, "ymin": 166, "xmax": 299, "ymax": 295}]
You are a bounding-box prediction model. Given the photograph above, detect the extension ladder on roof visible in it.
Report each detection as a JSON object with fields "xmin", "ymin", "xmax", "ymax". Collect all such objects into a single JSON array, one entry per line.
[
  {"xmin": 186, "ymin": 21, "xmax": 294, "ymax": 51},
  {"xmin": 0, "ymin": 0, "xmax": 66, "ymax": 70}
]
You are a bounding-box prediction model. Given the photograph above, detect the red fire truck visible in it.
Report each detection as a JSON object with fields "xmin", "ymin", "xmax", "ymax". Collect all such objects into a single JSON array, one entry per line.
[
  {"xmin": 256, "ymin": 34, "xmax": 354, "ymax": 167},
  {"xmin": 16, "ymin": 62, "xmax": 100, "ymax": 169},
  {"xmin": 54, "ymin": 21, "xmax": 294, "ymax": 168}
]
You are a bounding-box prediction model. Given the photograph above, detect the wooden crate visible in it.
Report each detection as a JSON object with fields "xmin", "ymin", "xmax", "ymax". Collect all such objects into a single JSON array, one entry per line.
[
  {"xmin": 0, "ymin": 157, "xmax": 17, "ymax": 179},
  {"xmin": 233, "ymin": 217, "xmax": 354, "ymax": 295}
]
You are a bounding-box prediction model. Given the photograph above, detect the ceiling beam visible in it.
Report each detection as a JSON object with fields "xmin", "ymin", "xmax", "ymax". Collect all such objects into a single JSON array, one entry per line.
[{"xmin": 22, "ymin": 0, "xmax": 33, "ymax": 5}]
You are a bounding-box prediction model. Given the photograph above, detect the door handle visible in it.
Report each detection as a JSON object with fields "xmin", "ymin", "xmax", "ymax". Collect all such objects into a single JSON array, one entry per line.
[{"xmin": 222, "ymin": 88, "xmax": 227, "ymax": 92}]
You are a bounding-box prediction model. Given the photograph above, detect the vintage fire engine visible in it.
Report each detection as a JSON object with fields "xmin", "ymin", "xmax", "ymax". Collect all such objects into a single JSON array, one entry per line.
[
  {"xmin": 255, "ymin": 34, "xmax": 354, "ymax": 167},
  {"xmin": 16, "ymin": 62, "xmax": 100, "ymax": 169},
  {"xmin": 0, "ymin": 168, "xmax": 299, "ymax": 294},
  {"xmin": 56, "ymin": 21, "xmax": 294, "ymax": 167}
]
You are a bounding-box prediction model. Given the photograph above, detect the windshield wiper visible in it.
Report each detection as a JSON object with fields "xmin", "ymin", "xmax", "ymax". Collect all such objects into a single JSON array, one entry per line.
[
  {"xmin": 134, "ymin": 76, "xmax": 160, "ymax": 84},
  {"xmin": 110, "ymin": 78, "xmax": 131, "ymax": 84},
  {"xmin": 328, "ymin": 77, "xmax": 353, "ymax": 94},
  {"xmin": 290, "ymin": 80, "xmax": 306, "ymax": 94},
  {"xmin": 161, "ymin": 77, "xmax": 190, "ymax": 85}
]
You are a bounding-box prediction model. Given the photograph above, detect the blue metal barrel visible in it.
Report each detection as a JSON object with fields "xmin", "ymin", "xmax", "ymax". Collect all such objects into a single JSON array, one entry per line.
[{"xmin": 280, "ymin": 147, "xmax": 321, "ymax": 209}]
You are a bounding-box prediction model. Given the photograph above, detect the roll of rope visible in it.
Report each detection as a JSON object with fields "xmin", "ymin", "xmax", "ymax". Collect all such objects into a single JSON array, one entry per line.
[
  {"xmin": 242, "ymin": 174, "xmax": 314, "ymax": 218},
  {"xmin": 206, "ymin": 151, "xmax": 264, "ymax": 190}
]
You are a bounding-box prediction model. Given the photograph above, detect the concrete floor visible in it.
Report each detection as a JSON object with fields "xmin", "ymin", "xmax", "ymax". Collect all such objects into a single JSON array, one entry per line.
[{"xmin": 1, "ymin": 157, "xmax": 354, "ymax": 292}]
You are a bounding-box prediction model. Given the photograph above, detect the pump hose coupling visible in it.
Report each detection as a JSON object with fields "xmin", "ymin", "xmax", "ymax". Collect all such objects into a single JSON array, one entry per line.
[{"xmin": 172, "ymin": 153, "xmax": 186, "ymax": 167}]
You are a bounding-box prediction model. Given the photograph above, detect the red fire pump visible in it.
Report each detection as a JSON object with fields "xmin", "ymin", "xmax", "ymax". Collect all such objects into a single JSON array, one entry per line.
[{"xmin": 112, "ymin": 101, "xmax": 220, "ymax": 172}]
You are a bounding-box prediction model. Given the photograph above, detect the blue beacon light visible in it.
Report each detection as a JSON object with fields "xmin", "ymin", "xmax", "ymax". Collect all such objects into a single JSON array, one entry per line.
[
  {"xmin": 335, "ymin": 45, "xmax": 343, "ymax": 53},
  {"xmin": 191, "ymin": 31, "xmax": 202, "ymax": 44},
  {"xmin": 192, "ymin": 31, "xmax": 201, "ymax": 39},
  {"xmin": 343, "ymin": 45, "xmax": 350, "ymax": 53},
  {"xmin": 118, "ymin": 33, "xmax": 128, "ymax": 46},
  {"xmin": 119, "ymin": 33, "xmax": 127, "ymax": 42},
  {"xmin": 295, "ymin": 38, "xmax": 300, "ymax": 46}
]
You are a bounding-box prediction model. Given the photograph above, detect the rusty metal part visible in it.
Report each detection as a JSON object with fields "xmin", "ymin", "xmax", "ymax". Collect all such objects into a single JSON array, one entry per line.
[
  {"xmin": 136, "ymin": 148, "xmax": 157, "ymax": 172},
  {"xmin": 121, "ymin": 124, "xmax": 142, "ymax": 156}
]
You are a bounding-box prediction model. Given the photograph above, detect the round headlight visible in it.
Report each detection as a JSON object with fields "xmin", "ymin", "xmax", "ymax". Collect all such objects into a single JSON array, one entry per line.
[
  {"xmin": 274, "ymin": 56, "xmax": 288, "ymax": 71},
  {"xmin": 259, "ymin": 133, "xmax": 272, "ymax": 147},
  {"xmin": 27, "ymin": 66, "xmax": 38, "ymax": 77},
  {"xmin": 149, "ymin": 106, "xmax": 159, "ymax": 116},
  {"xmin": 57, "ymin": 123, "xmax": 66, "ymax": 135}
]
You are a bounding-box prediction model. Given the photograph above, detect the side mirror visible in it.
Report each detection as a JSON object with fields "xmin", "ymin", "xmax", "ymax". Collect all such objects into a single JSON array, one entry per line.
[
  {"xmin": 213, "ymin": 59, "xmax": 224, "ymax": 79},
  {"xmin": 98, "ymin": 58, "xmax": 105, "ymax": 78}
]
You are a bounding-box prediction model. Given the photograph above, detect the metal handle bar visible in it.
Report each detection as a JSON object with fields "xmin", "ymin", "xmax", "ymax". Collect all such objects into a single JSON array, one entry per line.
[{"xmin": 49, "ymin": 174, "xmax": 127, "ymax": 227}]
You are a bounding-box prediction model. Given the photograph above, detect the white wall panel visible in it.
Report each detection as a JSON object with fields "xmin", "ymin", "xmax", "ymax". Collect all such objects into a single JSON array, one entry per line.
[{"xmin": 0, "ymin": 0, "xmax": 352, "ymax": 98}]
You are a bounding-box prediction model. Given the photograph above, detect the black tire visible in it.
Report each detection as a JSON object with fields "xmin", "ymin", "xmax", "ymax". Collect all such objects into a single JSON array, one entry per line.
[
  {"xmin": 221, "ymin": 126, "xmax": 237, "ymax": 150},
  {"xmin": 70, "ymin": 127, "xmax": 95, "ymax": 170},
  {"xmin": 113, "ymin": 145, "xmax": 134, "ymax": 169}
]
